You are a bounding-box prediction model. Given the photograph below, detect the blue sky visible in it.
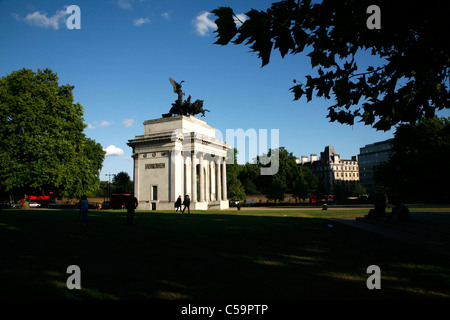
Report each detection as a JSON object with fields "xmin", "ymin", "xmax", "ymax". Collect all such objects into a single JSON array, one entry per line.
[{"xmin": 2, "ymin": 0, "xmax": 447, "ymax": 181}]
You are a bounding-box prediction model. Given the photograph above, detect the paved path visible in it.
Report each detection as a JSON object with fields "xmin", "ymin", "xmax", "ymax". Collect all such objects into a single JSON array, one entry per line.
[
  {"xmin": 331, "ymin": 211, "xmax": 450, "ymax": 256},
  {"xmin": 224, "ymin": 206, "xmax": 366, "ymax": 211}
]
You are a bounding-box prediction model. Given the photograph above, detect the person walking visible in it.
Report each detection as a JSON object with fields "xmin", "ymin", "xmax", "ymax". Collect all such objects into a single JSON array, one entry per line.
[
  {"xmin": 175, "ymin": 195, "xmax": 182, "ymax": 213},
  {"xmin": 126, "ymin": 194, "xmax": 138, "ymax": 225},
  {"xmin": 182, "ymin": 194, "xmax": 191, "ymax": 214},
  {"xmin": 79, "ymin": 195, "xmax": 89, "ymax": 227}
]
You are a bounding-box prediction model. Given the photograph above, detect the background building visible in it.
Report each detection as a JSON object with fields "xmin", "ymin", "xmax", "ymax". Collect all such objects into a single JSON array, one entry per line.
[
  {"xmin": 358, "ymin": 138, "xmax": 393, "ymax": 195},
  {"xmin": 301, "ymin": 146, "xmax": 359, "ymax": 194}
]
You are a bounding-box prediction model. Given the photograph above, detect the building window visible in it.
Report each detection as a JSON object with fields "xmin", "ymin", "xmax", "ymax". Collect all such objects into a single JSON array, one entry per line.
[{"xmin": 152, "ymin": 185, "xmax": 158, "ymax": 201}]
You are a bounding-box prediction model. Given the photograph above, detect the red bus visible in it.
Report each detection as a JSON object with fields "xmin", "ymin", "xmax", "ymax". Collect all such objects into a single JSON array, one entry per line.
[
  {"xmin": 110, "ymin": 194, "xmax": 132, "ymax": 209},
  {"xmin": 309, "ymin": 194, "xmax": 334, "ymax": 204},
  {"xmin": 28, "ymin": 192, "xmax": 56, "ymax": 206}
]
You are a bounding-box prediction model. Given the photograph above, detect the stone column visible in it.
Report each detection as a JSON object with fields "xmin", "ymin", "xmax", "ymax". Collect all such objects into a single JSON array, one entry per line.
[
  {"xmin": 132, "ymin": 151, "xmax": 140, "ymax": 207},
  {"xmin": 222, "ymin": 157, "xmax": 227, "ymax": 201},
  {"xmin": 181, "ymin": 152, "xmax": 185, "ymax": 197},
  {"xmin": 183, "ymin": 153, "xmax": 188, "ymax": 197},
  {"xmin": 212, "ymin": 161, "xmax": 216, "ymax": 201},
  {"xmin": 216, "ymin": 157, "xmax": 222, "ymax": 201},
  {"xmin": 199, "ymin": 152, "xmax": 205, "ymax": 202},
  {"xmin": 206, "ymin": 159, "xmax": 210, "ymax": 201},
  {"xmin": 169, "ymin": 150, "xmax": 175, "ymax": 202},
  {"xmin": 210, "ymin": 161, "xmax": 214, "ymax": 201},
  {"xmin": 191, "ymin": 152, "xmax": 197, "ymax": 202},
  {"xmin": 170, "ymin": 149, "xmax": 182, "ymax": 202}
]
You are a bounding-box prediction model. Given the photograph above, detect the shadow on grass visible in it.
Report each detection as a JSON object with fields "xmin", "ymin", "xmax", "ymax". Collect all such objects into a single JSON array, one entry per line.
[{"xmin": 1, "ymin": 210, "xmax": 450, "ymax": 299}]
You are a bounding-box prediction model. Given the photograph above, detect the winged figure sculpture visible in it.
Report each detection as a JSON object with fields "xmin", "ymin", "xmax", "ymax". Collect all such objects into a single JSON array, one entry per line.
[{"xmin": 162, "ymin": 77, "xmax": 210, "ymax": 118}]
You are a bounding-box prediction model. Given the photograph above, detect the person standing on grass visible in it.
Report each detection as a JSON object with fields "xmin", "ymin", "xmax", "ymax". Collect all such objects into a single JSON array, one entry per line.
[
  {"xmin": 175, "ymin": 195, "xmax": 182, "ymax": 213},
  {"xmin": 79, "ymin": 195, "xmax": 89, "ymax": 227},
  {"xmin": 126, "ymin": 194, "xmax": 138, "ymax": 225},
  {"xmin": 182, "ymin": 194, "xmax": 190, "ymax": 214}
]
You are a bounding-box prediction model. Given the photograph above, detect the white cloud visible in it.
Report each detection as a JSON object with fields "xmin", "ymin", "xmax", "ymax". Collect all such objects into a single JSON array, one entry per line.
[
  {"xmin": 133, "ymin": 17, "xmax": 150, "ymax": 27},
  {"xmin": 13, "ymin": 9, "xmax": 67, "ymax": 30},
  {"xmin": 97, "ymin": 120, "xmax": 112, "ymax": 128},
  {"xmin": 234, "ymin": 13, "xmax": 248, "ymax": 27},
  {"xmin": 117, "ymin": 0, "xmax": 133, "ymax": 10},
  {"xmin": 86, "ymin": 120, "xmax": 112, "ymax": 129},
  {"xmin": 123, "ymin": 119, "xmax": 134, "ymax": 128},
  {"xmin": 193, "ymin": 11, "xmax": 247, "ymax": 36},
  {"xmin": 104, "ymin": 145, "xmax": 124, "ymax": 157},
  {"xmin": 117, "ymin": 0, "xmax": 149, "ymax": 10},
  {"xmin": 161, "ymin": 12, "xmax": 170, "ymax": 21},
  {"xmin": 193, "ymin": 11, "xmax": 217, "ymax": 36}
]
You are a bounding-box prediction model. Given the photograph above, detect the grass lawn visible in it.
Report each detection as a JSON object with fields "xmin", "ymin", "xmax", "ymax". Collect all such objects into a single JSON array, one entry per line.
[{"xmin": 1, "ymin": 207, "xmax": 450, "ymax": 300}]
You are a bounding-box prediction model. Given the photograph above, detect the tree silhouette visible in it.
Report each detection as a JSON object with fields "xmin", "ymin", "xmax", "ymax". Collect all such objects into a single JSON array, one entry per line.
[{"xmin": 213, "ymin": 0, "xmax": 450, "ymax": 131}]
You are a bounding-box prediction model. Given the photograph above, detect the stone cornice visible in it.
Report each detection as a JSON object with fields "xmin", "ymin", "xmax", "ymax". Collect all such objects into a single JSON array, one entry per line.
[
  {"xmin": 128, "ymin": 131, "xmax": 231, "ymax": 150},
  {"xmin": 127, "ymin": 134, "xmax": 173, "ymax": 146}
]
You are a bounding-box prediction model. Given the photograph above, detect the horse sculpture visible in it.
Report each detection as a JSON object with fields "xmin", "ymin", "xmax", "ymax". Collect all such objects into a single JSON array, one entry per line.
[{"xmin": 162, "ymin": 78, "xmax": 210, "ymax": 118}]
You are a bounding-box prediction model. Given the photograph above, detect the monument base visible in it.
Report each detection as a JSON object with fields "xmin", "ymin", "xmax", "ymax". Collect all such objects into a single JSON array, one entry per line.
[
  {"xmin": 193, "ymin": 200, "xmax": 229, "ymax": 210},
  {"xmin": 136, "ymin": 200, "xmax": 229, "ymax": 211}
]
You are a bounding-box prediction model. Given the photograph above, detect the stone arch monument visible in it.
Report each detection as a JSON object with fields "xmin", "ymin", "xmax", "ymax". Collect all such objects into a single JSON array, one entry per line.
[{"xmin": 127, "ymin": 79, "xmax": 230, "ymax": 210}]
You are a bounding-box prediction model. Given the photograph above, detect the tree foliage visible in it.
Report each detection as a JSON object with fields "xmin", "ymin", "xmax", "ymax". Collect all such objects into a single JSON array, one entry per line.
[
  {"xmin": 239, "ymin": 162, "xmax": 262, "ymax": 195},
  {"xmin": 239, "ymin": 147, "xmax": 318, "ymax": 202},
  {"xmin": 112, "ymin": 171, "xmax": 134, "ymax": 194},
  {"xmin": 351, "ymin": 183, "xmax": 367, "ymax": 197},
  {"xmin": 0, "ymin": 68, "xmax": 105, "ymax": 199},
  {"xmin": 374, "ymin": 116, "xmax": 450, "ymax": 202},
  {"xmin": 212, "ymin": 0, "xmax": 450, "ymax": 131},
  {"xmin": 227, "ymin": 148, "xmax": 246, "ymax": 201}
]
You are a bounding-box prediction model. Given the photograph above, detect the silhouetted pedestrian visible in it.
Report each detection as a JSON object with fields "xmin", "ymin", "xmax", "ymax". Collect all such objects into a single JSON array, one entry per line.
[
  {"xmin": 387, "ymin": 199, "xmax": 410, "ymax": 223},
  {"xmin": 79, "ymin": 195, "xmax": 89, "ymax": 227},
  {"xmin": 182, "ymin": 194, "xmax": 190, "ymax": 214},
  {"xmin": 175, "ymin": 195, "xmax": 182, "ymax": 212},
  {"xmin": 126, "ymin": 194, "xmax": 138, "ymax": 224}
]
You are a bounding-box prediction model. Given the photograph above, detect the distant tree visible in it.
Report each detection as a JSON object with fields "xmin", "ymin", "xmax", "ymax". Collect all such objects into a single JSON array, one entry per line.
[
  {"xmin": 374, "ymin": 116, "xmax": 450, "ymax": 202},
  {"xmin": 292, "ymin": 166, "xmax": 318, "ymax": 200},
  {"xmin": 213, "ymin": 1, "xmax": 450, "ymax": 131},
  {"xmin": 86, "ymin": 180, "xmax": 109, "ymax": 199},
  {"xmin": 266, "ymin": 174, "xmax": 287, "ymax": 203},
  {"xmin": 332, "ymin": 184, "xmax": 348, "ymax": 200},
  {"xmin": 227, "ymin": 178, "xmax": 246, "ymax": 202},
  {"xmin": 0, "ymin": 68, "xmax": 105, "ymax": 201},
  {"xmin": 235, "ymin": 147, "xmax": 319, "ymax": 202},
  {"xmin": 239, "ymin": 163, "xmax": 262, "ymax": 195},
  {"xmin": 351, "ymin": 183, "xmax": 367, "ymax": 197},
  {"xmin": 112, "ymin": 171, "xmax": 133, "ymax": 194},
  {"xmin": 262, "ymin": 147, "xmax": 299, "ymax": 202},
  {"xmin": 227, "ymin": 148, "xmax": 246, "ymax": 201}
]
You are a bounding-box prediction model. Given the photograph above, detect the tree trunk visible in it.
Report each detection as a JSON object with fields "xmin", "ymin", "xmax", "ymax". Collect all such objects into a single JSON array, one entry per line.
[{"xmin": 22, "ymin": 194, "xmax": 30, "ymax": 209}]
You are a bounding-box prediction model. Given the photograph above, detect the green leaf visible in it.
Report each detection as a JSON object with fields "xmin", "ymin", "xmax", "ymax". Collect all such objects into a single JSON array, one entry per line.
[{"xmin": 212, "ymin": 7, "xmax": 238, "ymax": 45}]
